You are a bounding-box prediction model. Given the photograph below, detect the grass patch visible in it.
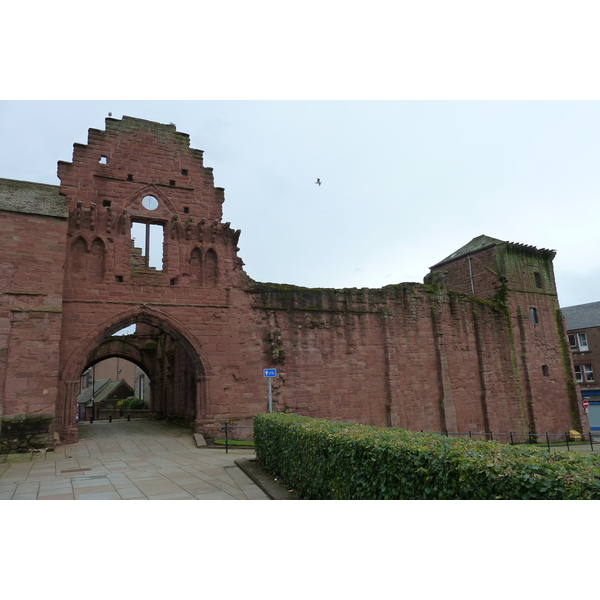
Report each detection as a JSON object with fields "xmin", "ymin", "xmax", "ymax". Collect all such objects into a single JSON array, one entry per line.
[{"xmin": 214, "ymin": 439, "xmax": 255, "ymax": 446}]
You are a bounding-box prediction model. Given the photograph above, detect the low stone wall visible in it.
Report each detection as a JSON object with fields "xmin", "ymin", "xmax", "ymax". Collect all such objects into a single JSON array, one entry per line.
[{"xmin": 0, "ymin": 413, "xmax": 55, "ymax": 453}]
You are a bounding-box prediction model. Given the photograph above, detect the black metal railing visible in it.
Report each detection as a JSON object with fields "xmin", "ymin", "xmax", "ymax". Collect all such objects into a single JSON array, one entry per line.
[
  {"xmin": 425, "ymin": 430, "xmax": 598, "ymax": 452},
  {"xmin": 216, "ymin": 423, "xmax": 598, "ymax": 453},
  {"xmin": 219, "ymin": 424, "xmax": 254, "ymax": 453}
]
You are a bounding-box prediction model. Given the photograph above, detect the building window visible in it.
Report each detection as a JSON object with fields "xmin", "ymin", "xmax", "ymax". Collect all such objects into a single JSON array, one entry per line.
[
  {"xmin": 584, "ymin": 364, "xmax": 594, "ymax": 382},
  {"xmin": 575, "ymin": 365, "xmax": 583, "ymax": 382},
  {"xmin": 131, "ymin": 221, "xmax": 164, "ymax": 270},
  {"xmin": 534, "ymin": 272, "xmax": 542, "ymax": 289},
  {"xmin": 577, "ymin": 332, "xmax": 589, "ymax": 351},
  {"xmin": 568, "ymin": 334, "xmax": 577, "ymax": 349},
  {"xmin": 542, "ymin": 365, "xmax": 549, "ymax": 376},
  {"xmin": 529, "ymin": 307, "xmax": 539, "ymax": 324}
]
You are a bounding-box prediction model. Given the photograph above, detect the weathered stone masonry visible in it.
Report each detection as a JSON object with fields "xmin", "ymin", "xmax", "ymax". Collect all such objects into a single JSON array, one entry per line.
[{"xmin": 0, "ymin": 116, "xmax": 584, "ymax": 451}]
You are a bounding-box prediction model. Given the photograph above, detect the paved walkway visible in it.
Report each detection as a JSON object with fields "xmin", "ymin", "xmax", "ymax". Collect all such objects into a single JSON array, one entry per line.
[{"xmin": 0, "ymin": 420, "xmax": 268, "ymax": 500}]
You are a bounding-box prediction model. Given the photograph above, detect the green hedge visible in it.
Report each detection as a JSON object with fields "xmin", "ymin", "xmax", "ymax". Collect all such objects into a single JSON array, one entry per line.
[
  {"xmin": 120, "ymin": 398, "xmax": 147, "ymax": 410},
  {"xmin": 254, "ymin": 413, "xmax": 600, "ymax": 499}
]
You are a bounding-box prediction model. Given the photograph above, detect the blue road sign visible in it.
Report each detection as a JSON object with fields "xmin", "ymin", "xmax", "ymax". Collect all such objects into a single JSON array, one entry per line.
[{"xmin": 263, "ymin": 368, "xmax": 277, "ymax": 377}]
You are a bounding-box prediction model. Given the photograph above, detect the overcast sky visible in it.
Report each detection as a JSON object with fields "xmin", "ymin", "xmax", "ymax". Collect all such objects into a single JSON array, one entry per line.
[{"xmin": 1, "ymin": 100, "xmax": 599, "ymax": 308}]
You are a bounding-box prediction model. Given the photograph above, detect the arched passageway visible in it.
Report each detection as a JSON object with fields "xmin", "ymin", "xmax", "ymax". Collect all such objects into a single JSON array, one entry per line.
[
  {"xmin": 58, "ymin": 310, "xmax": 209, "ymax": 444},
  {"xmin": 78, "ymin": 356, "xmax": 150, "ymax": 422}
]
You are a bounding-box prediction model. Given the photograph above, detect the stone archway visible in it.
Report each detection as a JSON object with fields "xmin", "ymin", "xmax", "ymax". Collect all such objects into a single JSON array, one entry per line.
[{"xmin": 57, "ymin": 307, "xmax": 211, "ymax": 444}]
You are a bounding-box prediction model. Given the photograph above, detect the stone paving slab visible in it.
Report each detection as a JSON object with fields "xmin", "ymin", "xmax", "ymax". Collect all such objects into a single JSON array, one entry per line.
[{"xmin": 0, "ymin": 420, "xmax": 268, "ymax": 501}]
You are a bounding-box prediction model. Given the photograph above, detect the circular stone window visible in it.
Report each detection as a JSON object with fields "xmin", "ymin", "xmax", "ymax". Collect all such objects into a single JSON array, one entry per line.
[{"xmin": 142, "ymin": 195, "xmax": 159, "ymax": 210}]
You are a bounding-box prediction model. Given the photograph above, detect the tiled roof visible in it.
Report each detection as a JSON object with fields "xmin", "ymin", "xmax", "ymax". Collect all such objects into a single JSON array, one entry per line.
[
  {"xmin": 77, "ymin": 380, "xmax": 111, "ymax": 405},
  {"xmin": 0, "ymin": 177, "xmax": 67, "ymax": 218},
  {"xmin": 77, "ymin": 379, "xmax": 133, "ymax": 406},
  {"xmin": 430, "ymin": 235, "xmax": 504, "ymax": 268},
  {"xmin": 430, "ymin": 234, "xmax": 556, "ymax": 269},
  {"xmin": 561, "ymin": 301, "xmax": 600, "ymax": 330}
]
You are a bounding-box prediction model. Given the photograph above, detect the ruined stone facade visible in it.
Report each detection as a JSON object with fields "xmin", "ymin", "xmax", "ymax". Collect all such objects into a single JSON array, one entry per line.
[{"xmin": 0, "ymin": 116, "xmax": 584, "ymax": 451}]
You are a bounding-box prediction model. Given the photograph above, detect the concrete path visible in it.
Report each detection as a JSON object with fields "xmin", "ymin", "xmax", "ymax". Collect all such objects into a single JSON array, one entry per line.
[{"xmin": 0, "ymin": 420, "xmax": 268, "ymax": 500}]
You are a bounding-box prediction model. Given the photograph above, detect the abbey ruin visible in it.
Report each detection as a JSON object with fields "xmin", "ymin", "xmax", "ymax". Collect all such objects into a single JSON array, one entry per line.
[{"xmin": 0, "ymin": 116, "xmax": 583, "ymax": 451}]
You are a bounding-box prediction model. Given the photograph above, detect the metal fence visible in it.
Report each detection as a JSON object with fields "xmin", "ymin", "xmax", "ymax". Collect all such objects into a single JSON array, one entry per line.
[
  {"xmin": 219, "ymin": 424, "xmax": 254, "ymax": 453},
  {"xmin": 429, "ymin": 430, "xmax": 598, "ymax": 451},
  {"xmin": 216, "ymin": 423, "xmax": 599, "ymax": 453}
]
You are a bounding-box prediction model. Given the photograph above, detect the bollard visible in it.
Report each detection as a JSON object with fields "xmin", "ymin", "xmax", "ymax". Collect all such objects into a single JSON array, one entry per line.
[
  {"xmin": 109, "ymin": 414, "xmax": 112, "ymax": 423},
  {"xmin": 127, "ymin": 414, "xmax": 131, "ymax": 422}
]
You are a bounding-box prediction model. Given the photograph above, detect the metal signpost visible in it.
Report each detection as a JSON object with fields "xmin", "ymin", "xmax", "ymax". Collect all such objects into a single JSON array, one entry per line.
[{"xmin": 263, "ymin": 368, "xmax": 277, "ymax": 412}]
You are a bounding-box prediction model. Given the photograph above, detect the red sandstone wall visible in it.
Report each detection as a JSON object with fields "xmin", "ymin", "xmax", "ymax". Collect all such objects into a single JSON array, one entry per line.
[
  {"xmin": 431, "ymin": 246, "xmax": 501, "ymax": 300},
  {"xmin": 55, "ymin": 117, "xmax": 250, "ymax": 441},
  {"xmin": 431, "ymin": 243, "xmax": 582, "ymax": 434},
  {"xmin": 0, "ymin": 211, "xmax": 66, "ymax": 421},
  {"xmin": 245, "ymin": 283, "xmax": 578, "ymax": 435}
]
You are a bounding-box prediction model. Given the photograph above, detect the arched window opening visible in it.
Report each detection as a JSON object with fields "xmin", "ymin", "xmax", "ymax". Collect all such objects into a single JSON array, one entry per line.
[
  {"xmin": 189, "ymin": 248, "xmax": 202, "ymax": 285},
  {"xmin": 89, "ymin": 238, "xmax": 106, "ymax": 282},
  {"xmin": 71, "ymin": 237, "xmax": 87, "ymax": 274}
]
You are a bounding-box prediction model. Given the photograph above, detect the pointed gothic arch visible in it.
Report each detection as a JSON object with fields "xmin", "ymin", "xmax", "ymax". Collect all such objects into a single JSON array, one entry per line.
[
  {"xmin": 89, "ymin": 237, "xmax": 106, "ymax": 282},
  {"xmin": 122, "ymin": 184, "xmax": 178, "ymax": 216},
  {"xmin": 204, "ymin": 247, "xmax": 218, "ymax": 287},
  {"xmin": 70, "ymin": 236, "xmax": 88, "ymax": 274},
  {"xmin": 57, "ymin": 306, "xmax": 211, "ymax": 443},
  {"xmin": 189, "ymin": 246, "xmax": 202, "ymax": 285}
]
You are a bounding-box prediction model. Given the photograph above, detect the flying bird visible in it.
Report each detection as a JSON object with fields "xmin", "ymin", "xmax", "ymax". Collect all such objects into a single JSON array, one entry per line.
[{"xmin": 315, "ymin": 178, "xmax": 321, "ymax": 186}]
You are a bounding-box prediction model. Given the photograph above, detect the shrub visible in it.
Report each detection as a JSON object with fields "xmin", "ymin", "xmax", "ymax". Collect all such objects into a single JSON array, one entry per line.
[
  {"xmin": 254, "ymin": 413, "xmax": 600, "ymax": 500},
  {"xmin": 120, "ymin": 398, "xmax": 147, "ymax": 410}
]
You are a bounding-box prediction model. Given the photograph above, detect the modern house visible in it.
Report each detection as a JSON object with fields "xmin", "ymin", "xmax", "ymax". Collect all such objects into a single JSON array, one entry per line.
[{"xmin": 561, "ymin": 301, "xmax": 600, "ymax": 436}]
